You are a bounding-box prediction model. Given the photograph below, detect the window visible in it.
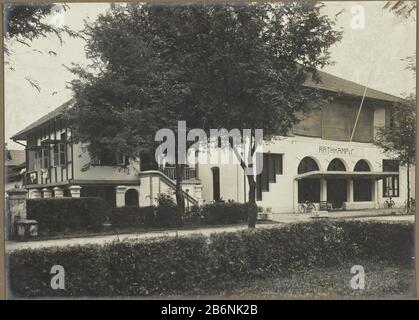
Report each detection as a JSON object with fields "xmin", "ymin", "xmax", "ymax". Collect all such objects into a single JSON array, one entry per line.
[
  {"xmin": 256, "ymin": 153, "xmax": 283, "ymax": 200},
  {"xmin": 91, "ymin": 150, "xmax": 128, "ymax": 166},
  {"xmin": 382, "ymin": 160, "xmax": 399, "ymax": 197},
  {"xmin": 327, "ymin": 158, "xmax": 346, "ymax": 171},
  {"xmin": 33, "ymin": 151, "xmax": 40, "ymax": 171},
  {"xmin": 53, "ymin": 145, "xmax": 59, "ymax": 166},
  {"xmin": 297, "ymin": 157, "xmax": 319, "ymax": 174},
  {"xmin": 40, "ymin": 148, "xmax": 49, "ymax": 169},
  {"xmin": 116, "ymin": 153, "xmax": 128, "ymax": 165},
  {"xmin": 386, "ymin": 109, "xmax": 395, "ymax": 128},
  {"xmin": 212, "ymin": 167, "xmax": 220, "ymax": 201},
  {"xmin": 354, "ymin": 160, "xmax": 370, "ymax": 172},
  {"xmin": 98, "ymin": 152, "xmax": 115, "ymax": 165},
  {"xmin": 59, "ymin": 144, "xmax": 66, "ymax": 165},
  {"xmin": 53, "ymin": 143, "xmax": 66, "ymax": 166}
]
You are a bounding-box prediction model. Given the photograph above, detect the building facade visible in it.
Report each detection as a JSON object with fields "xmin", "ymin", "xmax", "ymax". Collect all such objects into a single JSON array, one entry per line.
[
  {"xmin": 10, "ymin": 71, "xmax": 415, "ymax": 213},
  {"xmin": 5, "ymin": 149, "xmax": 25, "ymax": 192}
]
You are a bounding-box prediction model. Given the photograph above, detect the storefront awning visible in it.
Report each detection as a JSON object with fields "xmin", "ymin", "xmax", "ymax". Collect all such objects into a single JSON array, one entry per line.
[{"xmin": 295, "ymin": 171, "xmax": 399, "ymax": 180}]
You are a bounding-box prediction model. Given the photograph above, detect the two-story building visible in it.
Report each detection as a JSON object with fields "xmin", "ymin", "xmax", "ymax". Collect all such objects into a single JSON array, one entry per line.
[{"xmin": 11, "ymin": 70, "xmax": 414, "ymax": 213}]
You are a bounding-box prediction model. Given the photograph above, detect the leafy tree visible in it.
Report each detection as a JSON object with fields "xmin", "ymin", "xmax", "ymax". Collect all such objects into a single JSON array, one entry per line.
[
  {"xmin": 4, "ymin": 3, "xmax": 77, "ymax": 91},
  {"xmin": 379, "ymin": 2, "xmax": 416, "ymax": 211},
  {"xmin": 384, "ymin": 0, "xmax": 416, "ymax": 18},
  {"xmin": 66, "ymin": 2, "xmax": 341, "ymax": 227},
  {"xmin": 375, "ymin": 96, "xmax": 416, "ymax": 210}
]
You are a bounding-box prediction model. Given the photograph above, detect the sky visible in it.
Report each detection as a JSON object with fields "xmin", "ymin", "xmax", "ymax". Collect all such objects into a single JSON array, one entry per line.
[{"xmin": 4, "ymin": 1, "xmax": 416, "ymax": 149}]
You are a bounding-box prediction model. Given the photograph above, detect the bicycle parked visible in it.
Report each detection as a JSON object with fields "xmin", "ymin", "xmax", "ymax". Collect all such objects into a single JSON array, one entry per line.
[
  {"xmin": 298, "ymin": 200, "xmax": 316, "ymax": 214},
  {"xmin": 383, "ymin": 197, "xmax": 395, "ymax": 209}
]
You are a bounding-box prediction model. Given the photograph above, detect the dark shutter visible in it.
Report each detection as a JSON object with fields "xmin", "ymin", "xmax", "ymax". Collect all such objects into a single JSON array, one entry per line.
[{"xmin": 212, "ymin": 167, "xmax": 220, "ymax": 201}]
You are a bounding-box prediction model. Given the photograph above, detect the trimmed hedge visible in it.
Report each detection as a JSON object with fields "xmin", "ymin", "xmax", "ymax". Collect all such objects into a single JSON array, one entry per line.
[
  {"xmin": 8, "ymin": 220, "xmax": 414, "ymax": 297},
  {"xmin": 109, "ymin": 206, "xmax": 178, "ymax": 229},
  {"xmin": 109, "ymin": 206, "xmax": 155, "ymax": 228},
  {"xmin": 186, "ymin": 201, "xmax": 251, "ymax": 225},
  {"xmin": 27, "ymin": 197, "xmax": 108, "ymax": 236},
  {"xmin": 26, "ymin": 196, "xmax": 253, "ymax": 237}
]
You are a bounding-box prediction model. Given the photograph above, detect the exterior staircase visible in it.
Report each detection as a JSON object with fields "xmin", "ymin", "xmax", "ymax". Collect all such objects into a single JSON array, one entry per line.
[{"xmin": 138, "ymin": 170, "xmax": 199, "ymax": 207}]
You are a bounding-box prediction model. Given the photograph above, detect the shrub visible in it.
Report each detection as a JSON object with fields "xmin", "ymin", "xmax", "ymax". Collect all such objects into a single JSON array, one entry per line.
[
  {"xmin": 155, "ymin": 192, "xmax": 178, "ymax": 228},
  {"xmin": 27, "ymin": 197, "xmax": 109, "ymax": 236},
  {"xmin": 109, "ymin": 205, "xmax": 178, "ymax": 229},
  {"xmin": 109, "ymin": 206, "xmax": 155, "ymax": 228},
  {"xmin": 187, "ymin": 201, "xmax": 250, "ymax": 225},
  {"xmin": 8, "ymin": 219, "xmax": 414, "ymax": 297}
]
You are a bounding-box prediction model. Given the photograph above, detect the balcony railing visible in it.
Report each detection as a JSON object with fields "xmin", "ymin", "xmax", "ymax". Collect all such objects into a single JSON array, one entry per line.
[
  {"xmin": 161, "ymin": 166, "xmax": 197, "ymax": 180},
  {"xmin": 24, "ymin": 171, "xmax": 38, "ymax": 185}
]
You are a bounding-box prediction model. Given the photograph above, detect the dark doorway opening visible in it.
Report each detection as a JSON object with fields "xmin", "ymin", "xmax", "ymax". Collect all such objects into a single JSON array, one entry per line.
[
  {"xmin": 327, "ymin": 179, "xmax": 347, "ymax": 208},
  {"xmin": 298, "ymin": 179, "xmax": 320, "ymax": 203},
  {"xmin": 297, "ymin": 157, "xmax": 320, "ymax": 203},
  {"xmin": 327, "ymin": 159, "xmax": 347, "ymax": 208},
  {"xmin": 125, "ymin": 189, "xmax": 139, "ymax": 207},
  {"xmin": 353, "ymin": 160, "xmax": 372, "ymax": 201}
]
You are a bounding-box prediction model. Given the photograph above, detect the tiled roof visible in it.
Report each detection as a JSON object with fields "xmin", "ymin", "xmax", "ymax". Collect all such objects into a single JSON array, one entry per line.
[
  {"xmin": 5, "ymin": 149, "xmax": 25, "ymax": 167},
  {"xmin": 11, "ymin": 71, "xmax": 403, "ymax": 141},
  {"xmin": 10, "ymin": 100, "xmax": 73, "ymax": 141},
  {"xmin": 303, "ymin": 70, "xmax": 403, "ymax": 103}
]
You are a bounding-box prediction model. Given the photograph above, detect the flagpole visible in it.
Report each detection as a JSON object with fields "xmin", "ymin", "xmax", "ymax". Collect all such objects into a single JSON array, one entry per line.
[{"xmin": 349, "ymin": 66, "xmax": 374, "ymax": 142}]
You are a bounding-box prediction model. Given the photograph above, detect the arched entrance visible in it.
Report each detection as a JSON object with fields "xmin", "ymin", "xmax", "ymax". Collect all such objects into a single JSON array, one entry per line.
[
  {"xmin": 353, "ymin": 160, "xmax": 372, "ymax": 201},
  {"xmin": 327, "ymin": 158, "xmax": 347, "ymax": 208},
  {"xmin": 125, "ymin": 189, "xmax": 139, "ymax": 207},
  {"xmin": 297, "ymin": 157, "xmax": 320, "ymax": 203}
]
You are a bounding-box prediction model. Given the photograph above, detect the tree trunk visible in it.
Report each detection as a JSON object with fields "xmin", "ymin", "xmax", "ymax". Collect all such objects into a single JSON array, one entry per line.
[
  {"xmin": 246, "ymin": 174, "xmax": 257, "ymax": 228},
  {"xmin": 229, "ymin": 132, "xmax": 258, "ymax": 228},
  {"xmin": 175, "ymin": 163, "xmax": 185, "ymax": 225},
  {"xmin": 407, "ymin": 162, "xmax": 410, "ymax": 211}
]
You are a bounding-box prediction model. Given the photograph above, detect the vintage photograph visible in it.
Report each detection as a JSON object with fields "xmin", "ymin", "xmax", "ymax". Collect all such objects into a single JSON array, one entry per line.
[{"xmin": 3, "ymin": 1, "xmax": 416, "ymax": 299}]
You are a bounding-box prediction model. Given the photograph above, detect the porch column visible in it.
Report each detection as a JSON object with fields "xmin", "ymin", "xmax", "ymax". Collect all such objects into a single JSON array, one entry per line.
[
  {"xmin": 347, "ymin": 179, "xmax": 354, "ymax": 202},
  {"xmin": 42, "ymin": 188, "xmax": 52, "ymax": 199},
  {"xmin": 373, "ymin": 180, "xmax": 379, "ymax": 209},
  {"xmin": 30, "ymin": 189, "xmax": 42, "ymax": 199},
  {"xmin": 320, "ymin": 178, "xmax": 327, "ymax": 202},
  {"xmin": 194, "ymin": 184, "xmax": 203, "ymax": 201},
  {"xmin": 53, "ymin": 187, "xmax": 64, "ymax": 198},
  {"xmin": 115, "ymin": 185, "xmax": 127, "ymax": 207},
  {"xmin": 69, "ymin": 185, "xmax": 82, "ymax": 198},
  {"xmin": 293, "ymin": 179, "xmax": 299, "ymax": 213}
]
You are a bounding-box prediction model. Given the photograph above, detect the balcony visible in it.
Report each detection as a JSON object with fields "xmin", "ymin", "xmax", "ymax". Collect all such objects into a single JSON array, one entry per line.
[
  {"xmin": 161, "ymin": 166, "xmax": 197, "ymax": 180},
  {"xmin": 24, "ymin": 171, "xmax": 38, "ymax": 185}
]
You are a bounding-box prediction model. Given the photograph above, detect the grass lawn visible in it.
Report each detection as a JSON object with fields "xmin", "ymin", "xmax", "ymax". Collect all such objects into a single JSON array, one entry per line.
[{"xmin": 177, "ymin": 260, "xmax": 415, "ymax": 299}]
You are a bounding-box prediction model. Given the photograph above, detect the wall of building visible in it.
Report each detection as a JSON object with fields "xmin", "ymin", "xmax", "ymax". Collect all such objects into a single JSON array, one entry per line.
[
  {"xmin": 292, "ymin": 99, "xmax": 377, "ymax": 143},
  {"xmin": 25, "ymin": 123, "xmax": 73, "ymax": 186},
  {"xmin": 197, "ymin": 148, "xmax": 245, "ymax": 204},
  {"xmin": 72, "ymin": 143, "xmax": 141, "ymax": 182},
  {"xmin": 197, "ymin": 135, "xmax": 414, "ymax": 213}
]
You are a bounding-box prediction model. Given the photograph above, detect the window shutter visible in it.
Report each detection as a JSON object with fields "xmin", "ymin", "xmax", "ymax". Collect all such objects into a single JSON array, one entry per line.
[{"xmin": 53, "ymin": 145, "xmax": 59, "ymax": 166}]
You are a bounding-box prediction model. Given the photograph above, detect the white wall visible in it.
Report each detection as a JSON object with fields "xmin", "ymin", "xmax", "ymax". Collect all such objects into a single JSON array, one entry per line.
[
  {"xmin": 196, "ymin": 135, "xmax": 415, "ymax": 213},
  {"xmin": 72, "ymin": 143, "xmax": 140, "ymax": 181}
]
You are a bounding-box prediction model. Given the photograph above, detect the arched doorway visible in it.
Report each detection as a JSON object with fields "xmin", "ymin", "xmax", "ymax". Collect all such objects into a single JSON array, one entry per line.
[
  {"xmin": 211, "ymin": 167, "xmax": 220, "ymax": 201},
  {"xmin": 297, "ymin": 157, "xmax": 320, "ymax": 203},
  {"xmin": 327, "ymin": 158, "xmax": 347, "ymax": 208},
  {"xmin": 353, "ymin": 160, "xmax": 372, "ymax": 201},
  {"xmin": 125, "ymin": 189, "xmax": 139, "ymax": 207}
]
